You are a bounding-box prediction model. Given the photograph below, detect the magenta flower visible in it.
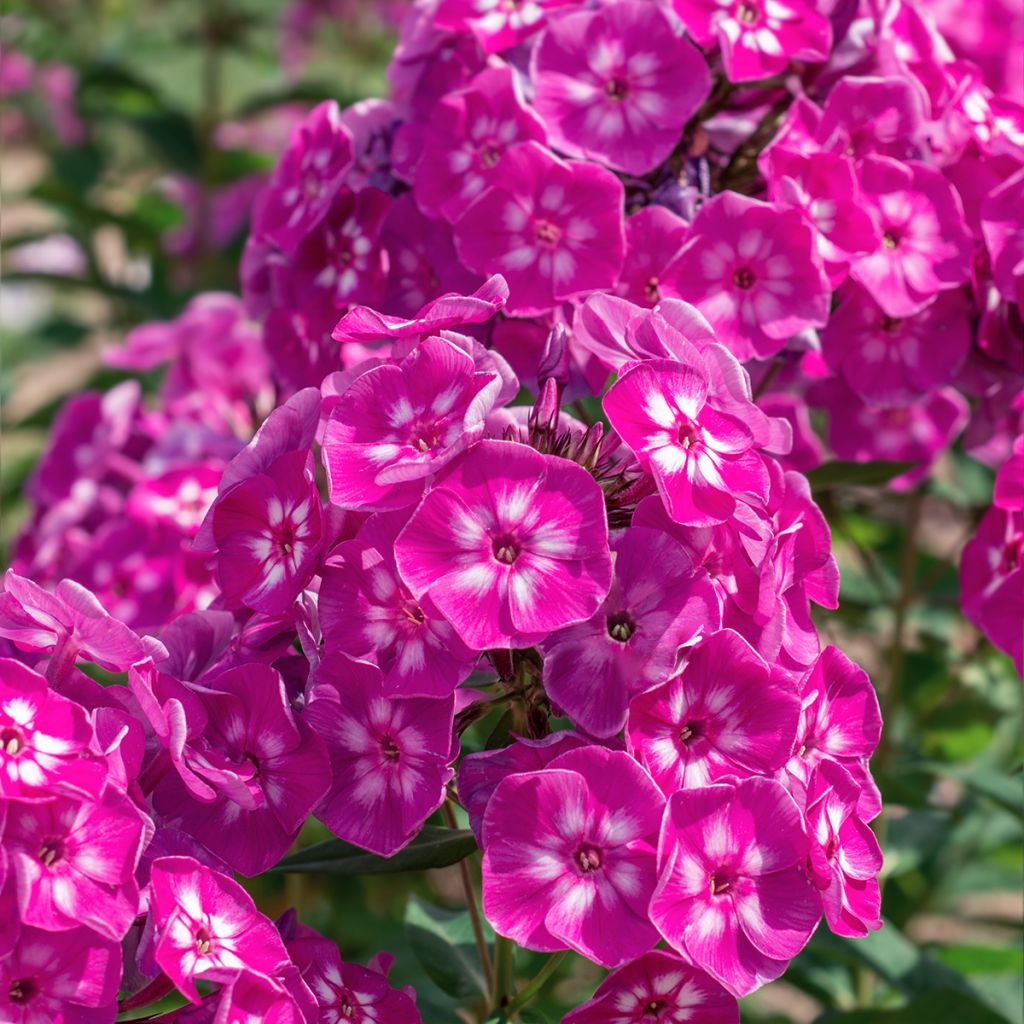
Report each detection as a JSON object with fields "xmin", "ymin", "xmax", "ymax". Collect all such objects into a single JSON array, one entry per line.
[
  {"xmin": 821, "ymin": 286, "xmax": 971, "ymax": 407},
  {"xmin": 603, "ymin": 357, "xmax": 770, "ymax": 527},
  {"xmin": 663, "ymin": 191, "xmax": 830, "ymax": 361},
  {"xmin": 0, "ymin": 570, "xmax": 149, "ymax": 674},
  {"xmin": 322, "ymin": 335, "xmax": 502, "ymax": 511},
  {"xmin": 253, "ymin": 100, "xmax": 354, "ymax": 254},
  {"xmin": 981, "ymin": 165, "xmax": 1024, "ymax": 307},
  {"xmin": 784, "ymin": 646, "xmax": 882, "ymax": 820},
  {"xmin": 850, "ymin": 156, "xmax": 973, "ymax": 318},
  {"xmin": 615, "ymin": 206, "xmax": 690, "ymax": 308},
  {"xmin": 0, "ymin": 924, "xmax": 121, "ymax": 1024},
  {"xmin": 541, "ymin": 526, "xmax": 721, "ymax": 739},
  {"xmin": 457, "ymin": 731, "xmax": 588, "ymax": 842},
  {"xmin": 149, "ymin": 855, "xmax": 291, "ymax": 1002},
  {"xmin": 650, "ymin": 777, "xmax": 821, "ymax": 996},
  {"xmin": 563, "ymin": 949, "xmax": 739, "ymax": 1024},
  {"xmin": 434, "ymin": 0, "xmax": 570, "ymax": 53},
  {"xmin": 152, "ymin": 664, "xmax": 330, "ymax": 875},
  {"xmin": 320, "ymin": 511, "xmax": 478, "ymax": 698},
  {"xmin": 531, "ymin": 1, "xmax": 710, "ymax": 176},
  {"xmin": 0, "ymin": 657, "xmax": 105, "ymax": 797},
  {"xmin": 672, "ymin": 0, "xmax": 831, "ymax": 82},
  {"xmin": 805, "ymin": 761, "xmax": 883, "ymax": 938},
  {"xmin": 414, "ymin": 65, "xmax": 547, "ymax": 222},
  {"xmin": 394, "ymin": 440, "xmax": 613, "ymax": 650},
  {"xmin": 481, "ymin": 745, "xmax": 664, "ymax": 968},
  {"xmin": 626, "ymin": 629, "xmax": 800, "ymax": 795},
  {"xmin": 211, "ymin": 449, "xmax": 323, "ymax": 614},
  {"xmin": 305, "ymin": 653, "xmax": 455, "ymax": 856},
  {"xmin": 3, "ymin": 787, "xmax": 147, "ymax": 941},
  {"xmin": 453, "ymin": 142, "xmax": 625, "ymax": 316}
]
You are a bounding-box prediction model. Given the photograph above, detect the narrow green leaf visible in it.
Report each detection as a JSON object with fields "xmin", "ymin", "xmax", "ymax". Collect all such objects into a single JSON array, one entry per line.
[
  {"xmin": 270, "ymin": 825, "xmax": 477, "ymax": 874},
  {"xmin": 806, "ymin": 460, "xmax": 916, "ymax": 491},
  {"xmin": 404, "ymin": 895, "xmax": 492, "ymax": 1000}
]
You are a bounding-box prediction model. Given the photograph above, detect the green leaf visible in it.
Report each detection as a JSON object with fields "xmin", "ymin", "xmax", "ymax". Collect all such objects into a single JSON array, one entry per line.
[
  {"xmin": 815, "ymin": 989, "xmax": 1009, "ymax": 1024},
  {"xmin": 806, "ymin": 460, "xmax": 916, "ymax": 491},
  {"xmin": 270, "ymin": 826, "xmax": 477, "ymax": 874},
  {"xmin": 404, "ymin": 895, "xmax": 492, "ymax": 1000}
]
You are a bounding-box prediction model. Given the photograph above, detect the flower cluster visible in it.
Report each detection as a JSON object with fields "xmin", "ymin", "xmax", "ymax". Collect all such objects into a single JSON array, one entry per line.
[{"xmin": 4, "ymin": 0, "xmax": 1022, "ymax": 1018}]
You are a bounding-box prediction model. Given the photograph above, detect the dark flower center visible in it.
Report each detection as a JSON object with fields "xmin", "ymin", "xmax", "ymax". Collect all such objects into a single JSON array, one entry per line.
[
  {"xmin": 381, "ymin": 735, "xmax": 401, "ymax": 762},
  {"xmin": 410, "ymin": 423, "xmax": 441, "ymax": 453},
  {"xmin": 607, "ymin": 611, "xmax": 636, "ymax": 643},
  {"xmin": 679, "ymin": 720, "xmax": 701, "ymax": 744},
  {"xmin": 479, "ymin": 142, "xmax": 503, "ymax": 169},
  {"xmin": 37, "ymin": 838, "xmax": 64, "ymax": 868},
  {"xmin": 0, "ymin": 726, "xmax": 24, "ymax": 756},
  {"xmin": 276, "ymin": 521, "xmax": 297, "ymax": 557},
  {"xmin": 677, "ymin": 418, "xmax": 701, "ymax": 449},
  {"xmin": 881, "ymin": 314, "xmax": 903, "ymax": 333},
  {"xmin": 402, "ymin": 603, "xmax": 426, "ymax": 625},
  {"xmin": 195, "ymin": 926, "xmax": 213, "ymax": 955},
  {"xmin": 825, "ymin": 836, "xmax": 839, "ymax": 863},
  {"xmin": 8, "ymin": 978, "xmax": 37, "ymax": 1004},
  {"xmin": 605, "ymin": 76, "xmax": 629, "ymax": 101},
  {"xmin": 575, "ymin": 846, "xmax": 602, "ymax": 873},
  {"xmin": 732, "ymin": 266, "xmax": 755, "ymax": 289},
  {"xmin": 882, "ymin": 229, "xmax": 900, "ymax": 250},
  {"xmin": 534, "ymin": 219, "xmax": 561, "ymax": 246},
  {"xmin": 1002, "ymin": 537, "xmax": 1022, "ymax": 575},
  {"xmin": 643, "ymin": 999, "xmax": 667, "ymax": 1019},
  {"xmin": 736, "ymin": 0, "xmax": 759, "ymax": 23},
  {"xmin": 709, "ymin": 870, "xmax": 733, "ymax": 896},
  {"xmin": 492, "ymin": 534, "xmax": 521, "ymax": 565},
  {"xmin": 644, "ymin": 276, "xmax": 660, "ymax": 302}
]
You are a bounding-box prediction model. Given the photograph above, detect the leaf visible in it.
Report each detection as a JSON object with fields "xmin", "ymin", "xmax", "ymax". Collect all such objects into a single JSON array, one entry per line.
[
  {"xmin": 404, "ymin": 895, "xmax": 492, "ymax": 1000},
  {"xmin": 806, "ymin": 460, "xmax": 916, "ymax": 491},
  {"xmin": 270, "ymin": 826, "xmax": 477, "ymax": 874},
  {"xmin": 815, "ymin": 989, "xmax": 1009, "ymax": 1024}
]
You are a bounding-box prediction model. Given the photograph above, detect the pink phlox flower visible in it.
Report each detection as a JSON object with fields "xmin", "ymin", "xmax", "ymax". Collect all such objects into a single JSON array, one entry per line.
[
  {"xmin": 626, "ymin": 628, "xmax": 800, "ymax": 795},
  {"xmin": 0, "ymin": 657, "xmax": 105, "ymax": 797},
  {"xmin": 615, "ymin": 206, "xmax": 691, "ymax": 308},
  {"xmin": 480, "ymin": 745, "xmax": 664, "ymax": 967},
  {"xmin": 562, "ymin": 949, "xmax": 739, "ymax": 1024},
  {"xmin": 804, "ymin": 760, "xmax": 883, "ymax": 938},
  {"xmin": 252, "ymin": 100, "xmax": 354, "ymax": 255},
  {"xmin": 650, "ymin": 776, "xmax": 821, "ymax": 996},
  {"xmin": 149, "ymin": 856, "xmax": 292, "ymax": 1003},
  {"xmin": 414, "ymin": 64, "xmax": 547, "ymax": 221},
  {"xmin": 663, "ymin": 190, "xmax": 830, "ymax": 361},
  {"xmin": 322, "ymin": 335, "xmax": 503, "ymax": 511},
  {"xmin": 531, "ymin": 1, "xmax": 711, "ymax": 175},
  {"xmin": 3, "ymin": 786, "xmax": 148, "ymax": 941},
  {"xmin": 849, "ymin": 156, "xmax": 973, "ymax": 318},
  {"xmin": 453, "ymin": 141, "xmax": 625, "ymax": 316},
  {"xmin": 541, "ymin": 526, "xmax": 721, "ymax": 739},
  {"xmin": 0, "ymin": 924, "xmax": 121, "ymax": 1024},
  {"xmin": 671, "ymin": 0, "xmax": 831, "ymax": 83},
  {"xmin": 783, "ymin": 646, "xmax": 882, "ymax": 820},
  {"xmin": 128, "ymin": 465, "xmax": 222, "ymax": 538},
  {"xmin": 434, "ymin": 0, "xmax": 575, "ymax": 54},
  {"xmin": 305, "ymin": 652, "xmax": 455, "ymax": 856},
  {"xmin": 394, "ymin": 439, "xmax": 614, "ymax": 650},
  {"xmin": 456, "ymin": 731, "xmax": 589, "ymax": 843}
]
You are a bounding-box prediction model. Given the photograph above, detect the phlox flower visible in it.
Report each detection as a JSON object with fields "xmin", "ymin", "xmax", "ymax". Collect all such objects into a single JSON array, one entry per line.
[
  {"xmin": 305, "ymin": 653, "xmax": 455, "ymax": 856},
  {"xmin": 602, "ymin": 356, "xmax": 771, "ymax": 527},
  {"xmin": 663, "ymin": 191, "xmax": 830, "ymax": 361},
  {"xmin": 481, "ymin": 745, "xmax": 664, "ymax": 968},
  {"xmin": 805, "ymin": 760, "xmax": 883, "ymax": 938},
  {"xmin": 650, "ymin": 776, "xmax": 821, "ymax": 996},
  {"xmin": 563, "ymin": 949, "xmax": 739, "ymax": 1024},
  {"xmin": 414, "ymin": 65, "xmax": 547, "ymax": 222},
  {"xmin": 0, "ymin": 924, "xmax": 121, "ymax": 1024},
  {"xmin": 394, "ymin": 440, "xmax": 613, "ymax": 650},
  {"xmin": 672, "ymin": 0, "xmax": 831, "ymax": 83},
  {"xmin": 615, "ymin": 206, "xmax": 690, "ymax": 308},
  {"xmin": 981, "ymin": 165, "xmax": 1024, "ymax": 306},
  {"xmin": 626, "ymin": 628, "xmax": 800, "ymax": 795},
  {"xmin": 822, "ymin": 286, "xmax": 971, "ymax": 407},
  {"xmin": 434, "ymin": 0, "xmax": 573, "ymax": 54},
  {"xmin": 2, "ymin": 787, "xmax": 148, "ymax": 941},
  {"xmin": 453, "ymin": 142, "xmax": 625, "ymax": 316},
  {"xmin": 531, "ymin": 1, "xmax": 711, "ymax": 176},
  {"xmin": 319, "ymin": 510, "xmax": 478, "ymax": 698},
  {"xmin": 541, "ymin": 526, "xmax": 721, "ymax": 739},
  {"xmin": 850, "ymin": 156, "xmax": 973, "ymax": 318},
  {"xmin": 0, "ymin": 657, "xmax": 105, "ymax": 797},
  {"xmin": 321, "ymin": 335, "xmax": 503, "ymax": 510},
  {"xmin": 149, "ymin": 855, "xmax": 292, "ymax": 1002}
]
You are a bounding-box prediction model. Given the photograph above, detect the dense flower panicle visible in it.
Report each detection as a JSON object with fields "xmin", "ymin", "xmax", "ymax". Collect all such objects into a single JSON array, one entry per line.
[
  {"xmin": 562, "ymin": 949, "xmax": 739, "ymax": 1024},
  {"xmin": 481, "ymin": 745, "xmax": 664, "ymax": 967},
  {"xmin": 395, "ymin": 439, "xmax": 613, "ymax": 650}
]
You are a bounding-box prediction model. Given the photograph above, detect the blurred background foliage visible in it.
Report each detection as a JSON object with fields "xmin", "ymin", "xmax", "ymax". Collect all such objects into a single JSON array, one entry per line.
[{"xmin": 1, "ymin": 3, "xmax": 1021, "ymax": 1023}]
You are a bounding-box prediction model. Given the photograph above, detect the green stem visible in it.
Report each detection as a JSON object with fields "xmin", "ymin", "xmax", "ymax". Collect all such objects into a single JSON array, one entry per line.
[
  {"xmin": 503, "ymin": 951, "xmax": 568, "ymax": 1018},
  {"xmin": 491, "ymin": 935, "xmax": 515, "ymax": 1014},
  {"xmin": 442, "ymin": 802, "xmax": 494, "ymax": 994}
]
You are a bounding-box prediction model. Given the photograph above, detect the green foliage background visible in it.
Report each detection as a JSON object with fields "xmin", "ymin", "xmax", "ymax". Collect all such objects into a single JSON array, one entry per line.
[{"xmin": 1, "ymin": 3, "xmax": 1021, "ymax": 1022}]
